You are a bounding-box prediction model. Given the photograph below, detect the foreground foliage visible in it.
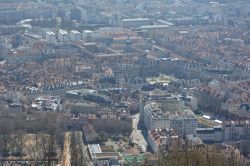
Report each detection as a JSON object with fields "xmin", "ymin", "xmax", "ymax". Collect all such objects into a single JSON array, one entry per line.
[{"xmin": 154, "ymin": 146, "xmax": 247, "ymax": 166}]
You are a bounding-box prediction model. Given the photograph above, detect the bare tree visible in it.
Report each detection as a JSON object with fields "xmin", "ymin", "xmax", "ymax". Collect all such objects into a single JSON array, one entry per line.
[
  {"xmin": 0, "ymin": 116, "xmax": 14, "ymax": 163},
  {"xmin": 12, "ymin": 131, "xmax": 25, "ymax": 158}
]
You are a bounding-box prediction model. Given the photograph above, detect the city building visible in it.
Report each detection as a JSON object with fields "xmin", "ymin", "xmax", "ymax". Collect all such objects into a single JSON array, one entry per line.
[
  {"xmin": 224, "ymin": 121, "xmax": 250, "ymax": 141},
  {"xmin": 66, "ymin": 89, "xmax": 112, "ymax": 106},
  {"xmin": 83, "ymin": 30, "xmax": 93, "ymax": 42},
  {"xmin": 58, "ymin": 29, "xmax": 69, "ymax": 43},
  {"xmin": 32, "ymin": 96, "xmax": 60, "ymax": 112},
  {"xmin": 161, "ymin": 97, "xmax": 181, "ymax": 113},
  {"xmin": 70, "ymin": 30, "xmax": 81, "ymax": 42},
  {"xmin": 196, "ymin": 126, "xmax": 224, "ymax": 143},
  {"xmin": 122, "ymin": 18, "xmax": 151, "ymax": 28},
  {"xmin": 88, "ymin": 144, "xmax": 119, "ymax": 165},
  {"xmin": 46, "ymin": 31, "xmax": 56, "ymax": 43},
  {"xmin": 70, "ymin": 7, "xmax": 81, "ymax": 21},
  {"xmin": 67, "ymin": 102, "xmax": 98, "ymax": 114},
  {"xmin": 113, "ymin": 57, "xmax": 160, "ymax": 85},
  {"xmin": 148, "ymin": 128, "xmax": 183, "ymax": 153},
  {"xmin": 143, "ymin": 101, "xmax": 198, "ymax": 135},
  {"xmin": 144, "ymin": 102, "xmax": 170, "ymax": 130}
]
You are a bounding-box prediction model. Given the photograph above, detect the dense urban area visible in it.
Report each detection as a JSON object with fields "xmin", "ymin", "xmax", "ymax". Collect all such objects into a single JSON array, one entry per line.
[{"xmin": 0, "ymin": 0, "xmax": 250, "ymax": 165}]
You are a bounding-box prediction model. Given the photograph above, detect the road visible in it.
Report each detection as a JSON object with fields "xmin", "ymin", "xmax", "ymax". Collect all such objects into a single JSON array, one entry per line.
[
  {"xmin": 130, "ymin": 113, "xmax": 148, "ymax": 152},
  {"xmin": 71, "ymin": 131, "xmax": 93, "ymax": 166},
  {"xmin": 61, "ymin": 132, "xmax": 71, "ymax": 166},
  {"xmin": 60, "ymin": 131, "xmax": 94, "ymax": 166}
]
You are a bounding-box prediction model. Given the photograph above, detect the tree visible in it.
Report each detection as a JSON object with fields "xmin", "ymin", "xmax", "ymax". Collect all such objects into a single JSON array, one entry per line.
[
  {"xmin": 153, "ymin": 145, "xmax": 242, "ymax": 166},
  {"xmin": 93, "ymin": 119, "xmax": 132, "ymax": 136},
  {"xmin": 12, "ymin": 131, "xmax": 25, "ymax": 158},
  {"xmin": 0, "ymin": 116, "xmax": 14, "ymax": 162}
]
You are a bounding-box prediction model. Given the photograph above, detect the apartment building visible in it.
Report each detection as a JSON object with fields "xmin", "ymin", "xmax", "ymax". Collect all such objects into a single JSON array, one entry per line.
[
  {"xmin": 46, "ymin": 32, "xmax": 56, "ymax": 43},
  {"xmin": 58, "ymin": 30, "xmax": 70, "ymax": 43},
  {"xmin": 144, "ymin": 101, "xmax": 197, "ymax": 135},
  {"xmin": 224, "ymin": 121, "xmax": 250, "ymax": 141},
  {"xmin": 148, "ymin": 128, "xmax": 182, "ymax": 153}
]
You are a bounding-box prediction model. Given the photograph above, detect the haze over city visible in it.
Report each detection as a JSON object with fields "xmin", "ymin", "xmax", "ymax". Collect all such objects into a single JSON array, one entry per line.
[{"xmin": 0, "ymin": 0, "xmax": 250, "ymax": 165}]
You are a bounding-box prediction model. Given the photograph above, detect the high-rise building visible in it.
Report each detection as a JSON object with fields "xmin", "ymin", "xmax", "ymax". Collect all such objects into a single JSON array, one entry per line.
[
  {"xmin": 70, "ymin": 7, "xmax": 81, "ymax": 21},
  {"xmin": 82, "ymin": 30, "xmax": 92, "ymax": 42},
  {"xmin": 70, "ymin": 30, "xmax": 81, "ymax": 42},
  {"xmin": 58, "ymin": 29, "xmax": 69, "ymax": 43},
  {"xmin": 46, "ymin": 32, "xmax": 56, "ymax": 43}
]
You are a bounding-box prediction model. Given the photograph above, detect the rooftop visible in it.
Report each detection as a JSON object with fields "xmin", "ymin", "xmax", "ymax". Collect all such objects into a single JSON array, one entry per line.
[
  {"xmin": 59, "ymin": 29, "xmax": 68, "ymax": 35},
  {"xmin": 122, "ymin": 18, "xmax": 150, "ymax": 22},
  {"xmin": 144, "ymin": 101, "xmax": 195, "ymax": 119},
  {"xmin": 71, "ymin": 30, "xmax": 80, "ymax": 34},
  {"xmin": 88, "ymin": 144, "xmax": 118, "ymax": 160},
  {"xmin": 32, "ymin": 95, "xmax": 60, "ymax": 112},
  {"xmin": 140, "ymin": 25, "xmax": 169, "ymax": 30}
]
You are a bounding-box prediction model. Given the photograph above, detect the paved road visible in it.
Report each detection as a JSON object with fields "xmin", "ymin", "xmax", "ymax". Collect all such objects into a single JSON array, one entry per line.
[{"xmin": 130, "ymin": 113, "xmax": 148, "ymax": 152}]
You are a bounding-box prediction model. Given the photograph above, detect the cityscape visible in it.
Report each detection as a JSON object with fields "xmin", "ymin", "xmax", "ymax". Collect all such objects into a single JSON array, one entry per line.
[{"xmin": 0, "ymin": 0, "xmax": 250, "ymax": 165}]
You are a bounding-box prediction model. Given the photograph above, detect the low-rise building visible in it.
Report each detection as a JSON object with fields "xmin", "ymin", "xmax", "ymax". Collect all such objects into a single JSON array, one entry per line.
[
  {"xmin": 148, "ymin": 128, "xmax": 183, "ymax": 153},
  {"xmin": 113, "ymin": 57, "xmax": 160, "ymax": 85},
  {"xmin": 196, "ymin": 126, "xmax": 224, "ymax": 143},
  {"xmin": 66, "ymin": 89, "xmax": 112, "ymax": 106},
  {"xmin": 67, "ymin": 101, "xmax": 98, "ymax": 114},
  {"xmin": 32, "ymin": 95, "xmax": 60, "ymax": 112},
  {"xmin": 88, "ymin": 144, "xmax": 119, "ymax": 165},
  {"xmin": 122, "ymin": 18, "xmax": 151, "ymax": 28}
]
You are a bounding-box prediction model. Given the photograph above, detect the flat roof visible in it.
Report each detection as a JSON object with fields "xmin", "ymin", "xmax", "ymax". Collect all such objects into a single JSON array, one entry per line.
[
  {"xmin": 157, "ymin": 19, "xmax": 175, "ymax": 26},
  {"xmin": 88, "ymin": 144, "xmax": 118, "ymax": 160},
  {"xmin": 196, "ymin": 128, "xmax": 215, "ymax": 134},
  {"xmin": 71, "ymin": 30, "xmax": 80, "ymax": 34},
  {"xmin": 122, "ymin": 18, "xmax": 150, "ymax": 22},
  {"xmin": 202, "ymin": 115, "xmax": 211, "ymax": 120},
  {"xmin": 83, "ymin": 30, "xmax": 93, "ymax": 33},
  {"xmin": 96, "ymin": 53, "xmax": 122, "ymax": 57},
  {"xmin": 89, "ymin": 144, "xmax": 102, "ymax": 154},
  {"xmin": 46, "ymin": 31, "xmax": 55, "ymax": 35},
  {"xmin": 59, "ymin": 29, "xmax": 68, "ymax": 34},
  {"xmin": 215, "ymin": 119, "xmax": 223, "ymax": 124},
  {"xmin": 140, "ymin": 25, "xmax": 169, "ymax": 30},
  {"xmin": 179, "ymin": 30, "xmax": 189, "ymax": 34},
  {"xmin": 197, "ymin": 117, "xmax": 218, "ymax": 128}
]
